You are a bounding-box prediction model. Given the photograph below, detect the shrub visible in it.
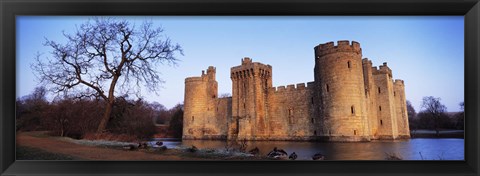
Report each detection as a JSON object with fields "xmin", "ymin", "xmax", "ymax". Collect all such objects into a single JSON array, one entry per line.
[
  {"xmin": 168, "ymin": 104, "xmax": 184, "ymax": 138},
  {"xmin": 107, "ymin": 98, "xmax": 157, "ymax": 140}
]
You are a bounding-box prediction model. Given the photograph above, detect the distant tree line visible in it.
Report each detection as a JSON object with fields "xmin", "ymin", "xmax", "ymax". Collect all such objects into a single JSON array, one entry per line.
[
  {"xmin": 408, "ymin": 96, "xmax": 464, "ymax": 136},
  {"xmin": 16, "ymin": 86, "xmax": 183, "ymax": 140}
]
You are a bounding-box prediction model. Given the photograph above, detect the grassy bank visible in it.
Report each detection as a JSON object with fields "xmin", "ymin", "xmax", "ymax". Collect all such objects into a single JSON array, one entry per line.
[
  {"xmin": 16, "ymin": 146, "xmax": 79, "ymax": 160},
  {"xmin": 16, "ymin": 131, "xmax": 267, "ymax": 160}
]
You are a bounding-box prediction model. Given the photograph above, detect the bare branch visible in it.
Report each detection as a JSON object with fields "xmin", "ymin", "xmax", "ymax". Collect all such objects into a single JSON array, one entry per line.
[{"xmin": 32, "ymin": 17, "xmax": 182, "ymax": 132}]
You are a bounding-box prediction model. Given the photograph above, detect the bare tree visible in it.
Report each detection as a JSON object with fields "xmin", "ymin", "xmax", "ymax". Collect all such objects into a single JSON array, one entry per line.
[
  {"xmin": 406, "ymin": 100, "xmax": 416, "ymax": 119},
  {"xmin": 454, "ymin": 101, "xmax": 464, "ymax": 130},
  {"xmin": 32, "ymin": 18, "xmax": 183, "ymax": 133},
  {"xmin": 406, "ymin": 100, "xmax": 417, "ymax": 133},
  {"xmin": 16, "ymin": 86, "xmax": 49, "ymax": 131},
  {"xmin": 420, "ymin": 96, "xmax": 447, "ymax": 137}
]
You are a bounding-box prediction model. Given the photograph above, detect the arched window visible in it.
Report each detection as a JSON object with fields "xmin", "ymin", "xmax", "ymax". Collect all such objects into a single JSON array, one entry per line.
[
  {"xmin": 347, "ymin": 61, "xmax": 351, "ymax": 68},
  {"xmin": 192, "ymin": 116, "xmax": 194, "ymax": 122},
  {"xmin": 378, "ymin": 87, "xmax": 381, "ymax": 93},
  {"xmin": 354, "ymin": 130, "xmax": 357, "ymax": 135},
  {"xmin": 326, "ymin": 84, "xmax": 330, "ymax": 92},
  {"xmin": 380, "ymin": 120, "xmax": 383, "ymax": 125},
  {"xmin": 351, "ymin": 105, "xmax": 355, "ymax": 115},
  {"xmin": 379, "ymin": 106, "xmax": 382, "ymax": 111}
]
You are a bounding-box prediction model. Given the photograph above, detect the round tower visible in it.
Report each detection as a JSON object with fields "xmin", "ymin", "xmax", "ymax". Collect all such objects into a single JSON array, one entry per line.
[
  {"xmin": 183, "ymin": 67, "xmax": 219, "ymax": 140},
  {"xmin": 314, "ymin": 40, "xmax": 370, "ymax": 141},
  {"xmin": 183, "ymin": 76, "xmax": 208, "ymax": 139}
]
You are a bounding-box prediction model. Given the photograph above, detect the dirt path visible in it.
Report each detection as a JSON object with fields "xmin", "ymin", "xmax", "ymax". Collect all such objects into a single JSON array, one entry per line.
[{"xmin": 16, "ymin": 132, "xmax": 184, "ymax": 160}]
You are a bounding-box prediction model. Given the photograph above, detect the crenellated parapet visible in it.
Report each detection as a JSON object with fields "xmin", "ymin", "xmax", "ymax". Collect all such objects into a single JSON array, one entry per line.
[
  {"xmin": 362, "ymin": 58, "xmax": 373, "ymax": 65},
  {"xmin": 269, "ymin": 82, "xmax": 315, "ymax": 94},
  {"xmin": 185, "ymin": 77, "xmax": 204, "ymax": 83},
  {"xmin": 314, "ymin": 40, "xmax": 362, "ymax": 58},
  {"xmin": 185, "ymin": 66, "xmax": 217, "ymax": 83},
  {"xmin": 394, "ymin": 79, "xmax": 404, "ymax": 85},
  {"xmin": 372, "ymin": 62, "xmax": 393, "ymax": 78},
  {"xmin": 231, "ymin": 57, "xmax": 272, "ymax": 80}
]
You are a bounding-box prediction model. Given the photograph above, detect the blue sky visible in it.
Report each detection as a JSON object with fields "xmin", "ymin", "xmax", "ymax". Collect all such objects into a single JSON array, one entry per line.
[{"xmin": 17, "ymin": 16, "xmax": 464, "ymax": 112}]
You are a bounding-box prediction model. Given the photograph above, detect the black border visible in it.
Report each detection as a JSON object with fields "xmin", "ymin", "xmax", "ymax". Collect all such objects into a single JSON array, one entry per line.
[{"xmin": 1, "ymin": 0, "xmax": 479, "ymax": 176}]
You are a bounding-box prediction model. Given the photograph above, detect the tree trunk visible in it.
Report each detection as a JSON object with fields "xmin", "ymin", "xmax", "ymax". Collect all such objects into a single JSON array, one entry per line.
[
  {"xmin": 97, "ymin": 73, "xmax": 120, "ymax": 133},
  {"xmin": 435, "ymin": 115, "xmax": 440, "ymax": 137},
  {"xmin": 97, "ymin": 101, "xmax": 114, "ymax": 133}
]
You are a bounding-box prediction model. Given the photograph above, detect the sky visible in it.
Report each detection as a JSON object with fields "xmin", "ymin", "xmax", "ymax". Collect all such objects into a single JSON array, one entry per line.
[{"xmin": 16, "ymin": 16, "xmax": 464, "ymax": 112}]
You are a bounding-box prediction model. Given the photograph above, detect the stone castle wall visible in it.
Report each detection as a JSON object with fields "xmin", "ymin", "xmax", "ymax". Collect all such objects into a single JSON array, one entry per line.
[
  {"xmin": 182, "ymin": 40, "xmax": 410, "ymax": 141},
  {"xmin": 362, "ymin": 59, "xmax": 380, "ymax": 139},
  {"xmin": 265, "ymin": 83, "xmax": 316, "ymax": 140}
]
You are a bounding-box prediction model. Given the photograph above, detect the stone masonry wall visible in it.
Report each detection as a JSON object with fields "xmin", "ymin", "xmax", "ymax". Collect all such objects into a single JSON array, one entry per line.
[
  {"xmin": 183, "ymin": 76, "xmax": 208, "ymax": 139},
  {"xmin": 362, "ymin": 58, "xmax": 380, "ymax": 139},
  {"xmin": 314, "ymin": 41, "xmax": 371, "ymax": 142},
  {"xmin": 183, "ymin": 67, "xmax": 227, "ymax": 140},
  {"xmin": 229, "ymin": 58, "xmax": 272, "ymax": 140},
  {"xmin": 183, "ymin": 41, "xmax": 410, "ymax": 142},
  {"xmin": 394, "ymin": 79, "xmax": 410, "ymax": 138},
  {"xmin": 373, "ymin": 63, "xmax": 399, "ymax": 139},
  {"xmin": 265, "ymin": 83, "xmax": 315, "ymax": 140}
]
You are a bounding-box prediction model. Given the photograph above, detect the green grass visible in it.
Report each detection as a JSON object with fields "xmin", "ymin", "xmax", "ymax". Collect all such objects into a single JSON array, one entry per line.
[{"xmin": 16, "ymin": 146, "xmax": 80, "ymax": 160}]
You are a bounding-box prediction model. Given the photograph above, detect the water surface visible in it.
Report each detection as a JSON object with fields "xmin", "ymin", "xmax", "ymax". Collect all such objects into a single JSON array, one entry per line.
[{"xmin": 152, "ymin": 138, "xmax": 464, "ymax": 160}]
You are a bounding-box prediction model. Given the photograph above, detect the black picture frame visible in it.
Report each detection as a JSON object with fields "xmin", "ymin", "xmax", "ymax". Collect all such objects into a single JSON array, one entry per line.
[{"xmin": 1, "ymin": 0, "xmax": 479, "ymax": 175}]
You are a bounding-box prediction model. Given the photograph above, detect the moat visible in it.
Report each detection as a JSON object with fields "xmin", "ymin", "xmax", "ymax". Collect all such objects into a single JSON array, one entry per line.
[{"xmin": 153, "ymin": 138, "xmax": 464, "ymax": 160}]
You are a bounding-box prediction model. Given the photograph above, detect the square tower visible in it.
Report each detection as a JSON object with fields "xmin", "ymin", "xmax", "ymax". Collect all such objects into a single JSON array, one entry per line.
[{"xmin": 229, "ymin": 57, "xmax": 272, "ymax": 140}]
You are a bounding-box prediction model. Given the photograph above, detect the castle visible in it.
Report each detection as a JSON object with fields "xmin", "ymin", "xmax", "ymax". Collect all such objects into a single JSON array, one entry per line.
[{"xmin": 183, "ymin": 40, "xmax": 410, "ymax": 142}]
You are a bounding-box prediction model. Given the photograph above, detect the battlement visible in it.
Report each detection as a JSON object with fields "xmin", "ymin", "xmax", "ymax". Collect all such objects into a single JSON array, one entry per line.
[
  {"xmin": 185, "ymin": 66, "xmax": 217, "ymax": 82},
  {"xmin": 232, "ymin": 58, "xmax": 272, "ymax": 70},
  {"xmin": 207, "ymin": 66, "xmax": 216, "ymax": 73},
  {"xmin": 372, "ymin": 62, "xmax": 392, "ymax": 77},
  {"xmin": 394, "ymin": 79, "xmax": 404, "ymax": 85},
  {"xmin": 231, "ymin": 58, "xmax": 272, "ymax": 80},
  {"xmin": 315, "ymin": 40, "xmax": 362, "ymax": 57},
  {"xmin": 297, "ymin": 83, "xmax": 306, "ymax": 89},
  {"xmin": 270, "ymin": 82, "xmax": 314, "ymax": 93},
  {"xmin": 185, "ymin": 76, "xmax": 204, "ymax": 83},
  {"xmin": 242, "ymin": 57, "xmax": 253, "ymax": 65},
  {"xmin": 286, "ymin": 84, "xmax": 295, "ymax": 90},
  {"xmin": 362, "ymin": 58, "xmax": 372, "ymax": 65}
]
